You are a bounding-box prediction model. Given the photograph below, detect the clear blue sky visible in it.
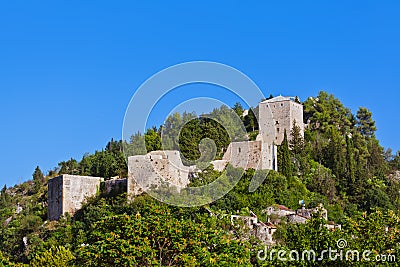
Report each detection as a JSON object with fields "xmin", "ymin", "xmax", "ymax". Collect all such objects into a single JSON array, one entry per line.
[{"xmin": 1, "ymin": 1, "xmax": 399, "ymax": 187}]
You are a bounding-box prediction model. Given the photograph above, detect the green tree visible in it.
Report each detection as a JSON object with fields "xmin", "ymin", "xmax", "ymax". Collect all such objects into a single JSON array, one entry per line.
[
  {"xmin": 232, "ymin": 102, "xmax": 244, "ymax": 118},
  {"xmin": 58, "ymin": 158, "xmax": 79, "ymax": 175},
  {"xmin": 126, "ymin": 132, "xmax": 146, "ymax": 156},
  {"xmin": 345, "ymin": 134, "xmax": 356, "ymax": 194},
  {"xmin": 144, "ymin": 127, "xmax": 162, "ymax": 152},
  {"xmin": 0, "ymin": 185, "xmax": 9, "ymax": 206},
  {"xmin": 32, "ymin": 166, "xmax": 44, "ymax": 194},
  {"xmin": 289, "ymin": 119, "xmax": 304, "ymax": 156},
  {"xmin": 243, "ymin": 108, "xmax": 258, "ymax": 132},
  {"xmin": 324, "ymin": 126, "xmax": 345, "ymax": 191},
  {"xmin": 30, "ymin": 246, "xmax": 75, "ymax": 267},
  {"xmin": 278, "ymin": 130, "xmax": 292, "ymax": 178},
  {"xmin": 391, "ymin": 150, "xmax": 400, "ymax": 170},
  {"xmin": 75, "ymin": 202, "xmax": 252, "ymax": 266},
  {"xmin": 356, "ymin": 107, "xmax": 376, "ymax": 138},
  {"xmin": 0, "ymin": 250, "xmax": 26, "ymax": 266},
  {"xmin": 304, "ymin": 160, "xmax": 336, "ymax": 203},
  {"xmin": 303, "ymin": 91, "xmax": 353, "ymax": 134}
]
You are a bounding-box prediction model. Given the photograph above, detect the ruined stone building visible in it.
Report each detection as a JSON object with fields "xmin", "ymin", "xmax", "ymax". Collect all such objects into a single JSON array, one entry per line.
[
  {"xmin": 48, "ymin": 174, "xmax": 128, "ymax": 220},
  {"xmin": 127, "ymin": 96, "xmax": 304, "ymax": 196},
  {"xmin": 218, "ymin": 96, "xmax": 304, "ymax": 171},
  {"xmin": 48, "ymin": 175, "xmax": 103, "ymax": 221},
  {"xmin": 230, "ymin": 213, "xmax": 277, "ymax": 245},
  {"xmin": 48, "ymin": 96, "xmax": 304, "ymax": 220}
]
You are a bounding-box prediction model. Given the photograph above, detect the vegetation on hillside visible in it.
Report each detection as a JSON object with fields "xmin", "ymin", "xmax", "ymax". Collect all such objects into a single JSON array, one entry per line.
[{"xmin": 0, "ymin": 91, "xmax": 399, "ymax": 266}]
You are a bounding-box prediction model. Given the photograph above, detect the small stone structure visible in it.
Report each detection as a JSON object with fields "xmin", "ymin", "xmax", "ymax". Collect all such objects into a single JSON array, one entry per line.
[
  {"xmin": 265, "ymin": 203, "xmax": 340, "ymax": 230},
  {"xmin": 48, "ymin": 174, "xmax": 102, "ymax": 221},
  {"xmin": 230, "ymin": 213, "xmax": 277, "ymax": 244},
  {"xmin": 287, "ymin": 213, "xmax": 309, "ymax": 224},
  {"xmin": 265, "ymin": 204, "xmax": 296, "ymax": 217},
  {"xmin": 296, "ymin": 203, "xmax": 328, "ymax": 221}
]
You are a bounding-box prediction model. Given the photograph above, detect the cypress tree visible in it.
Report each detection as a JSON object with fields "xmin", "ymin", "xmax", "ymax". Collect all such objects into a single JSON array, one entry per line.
[
  {"xmin": 346, "ymin": 134, "xmax": 356, "ymax": 194},
  {"xmin": 33, "ymin": 166, "xmax": 44, "ymax": 194},
  {"xmin": 289, "ymin": 119, "xmax": 304, "ymax": 156},
  {"xmin": 278, "ymin": 130, "xmax": 292, "ymax": 178}
]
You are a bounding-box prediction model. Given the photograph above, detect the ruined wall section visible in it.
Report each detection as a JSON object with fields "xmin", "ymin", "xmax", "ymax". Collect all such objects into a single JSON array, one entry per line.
[
  {"xmin": 210, "ymin": 160, "xmax": 228, "ymax": 171},
  {"xmin": 105, "ymin": 178, "xmax": 127, "ymax": 195},
  {"xmin": 290, "ymin": 101, "xmax": 304, "ymax": 136},
  {"xmin": 128, "ymin": 150, "xmax": 192, "ymax": 197},
  {"xmin": 260, "ymin": 141, "xmax": 278, "ymax": 171},
  {"xmin": 222, "ymin": 141, "xmax": 262, "ymax": 170},
  {"xmin": 48, "ymin": 175, "xmax": 102, "ymax": 221}
]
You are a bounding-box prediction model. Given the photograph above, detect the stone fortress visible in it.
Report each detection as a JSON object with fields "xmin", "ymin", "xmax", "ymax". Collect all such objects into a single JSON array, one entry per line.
[
  {"xmin": 48, "ymin": 96, "xmax": 304, "ymax": 220},
  {"xmin": 221, "ymin": 96, "xmax": 304, "ymax": 171}
]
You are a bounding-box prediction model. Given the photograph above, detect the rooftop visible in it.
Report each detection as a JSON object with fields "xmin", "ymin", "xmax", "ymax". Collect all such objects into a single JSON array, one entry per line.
[{"xmin": 261, "ymin": 95, "xmax": 297, "ymax": 103}]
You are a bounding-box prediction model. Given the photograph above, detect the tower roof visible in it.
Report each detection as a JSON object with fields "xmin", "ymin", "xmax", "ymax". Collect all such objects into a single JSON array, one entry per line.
[{"xmin": 261, "ymin": 96, "xmax": 294, "ymax": 103}]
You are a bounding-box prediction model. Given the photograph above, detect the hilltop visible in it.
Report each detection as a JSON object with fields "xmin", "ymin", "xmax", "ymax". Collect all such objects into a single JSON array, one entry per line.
[{"xmin": 1, "ymin": 91, "xmax": 399, "ymax": 266}]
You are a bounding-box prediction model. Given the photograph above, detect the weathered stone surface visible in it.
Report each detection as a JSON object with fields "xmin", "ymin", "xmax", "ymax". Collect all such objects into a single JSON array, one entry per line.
[
  {"xmin": 223, "ymin": 141, "xmax": 262, "ymax": 169},
  {"xmin": 210, "ymin": 160, "xmax": 228, "ymax": 171},
  {"xmin": 105, "ymin": 178, "xmax": 127, "ymax": 195},
  {"xmin": 127, "ymin": 150, "xmax": 192, "ymax": 198},
  {"xmin": 48, "ymin": 175, "xmax": 102, "ymax": 221},
  {"xmin": 48, "ymin": 96, "xmax": 305, "ymax": 216},
  {"xmin": 259, "ymin": 96, "xmax": 304, "ymax": 145}
]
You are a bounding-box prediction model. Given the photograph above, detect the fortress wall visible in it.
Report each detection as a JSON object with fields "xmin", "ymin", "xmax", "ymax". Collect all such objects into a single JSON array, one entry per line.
[
  {"xmin": 48, "ymin": 175, "xmax": 102, "ymax": 221},
  {"xmin": 260, "ymin": 142, "xmax": 278, "ymax": 171},
  {"xmin": 290, "ymin": 101, "xmax": 304, "ymax": 136},
  {"xmin": 223, "ymin": 141, "xmax": 262, "ymax": 170},
  {"xmin": 127, "ymin": 150, "xmax": 191, "ymax": 198},
  {"xmin": 48, "ymin": 97, "xmax": 304, "ymax": 219},
  {"xmin": 210, "ymin": 160, "xmax": 228, "ymax": 171},
  {"xmin": 258, "ymin": 103, "xmax": 275, "ymax": 144},
  {"xmin": 105, "ymin": 178, "xmax": 127, "ymax": 195},
  {"xmin": 48, "ymin": 176, "xmax": 63, "ymax": 221}
]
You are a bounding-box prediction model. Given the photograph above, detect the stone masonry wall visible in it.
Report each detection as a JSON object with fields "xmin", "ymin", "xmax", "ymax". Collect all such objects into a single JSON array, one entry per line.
[
  {"xmin": 48, "ymin": 175, "xmax": 102, "ymax": 221},
  {"xmin": 127, "ymin": 150, "xmax": 191, "ymax": 198},
  {"xmin": 105, "ymin": 178, "xmax": 127, "ymax": 195},
  {"xmin": 49, "ymin": 97, "xmax": 304, "ymax": 207},
  {"xmin": 258, "ymin": 97, "xmax": 304, "ymax": 145},
  {"xmin": 223, "ymin": 141, "xmax": 262, "ymax": 169},
  {"xmin": 47, "ymin": 176, "xmax": 63, "ymax": 221}
]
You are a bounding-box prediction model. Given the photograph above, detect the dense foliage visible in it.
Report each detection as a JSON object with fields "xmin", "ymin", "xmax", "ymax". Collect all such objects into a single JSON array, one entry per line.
[{"xmin": 0, "ymin": 91, "xmax": 399, "ymax": 266}]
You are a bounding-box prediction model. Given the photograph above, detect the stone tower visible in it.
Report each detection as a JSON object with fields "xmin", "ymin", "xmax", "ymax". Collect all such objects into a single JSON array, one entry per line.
[
  {"xmin": 48, "ymin": 175, "xmax": 102, "ymax": 221},
  {"xmin": 258, "ymin": 96, "xmax": 304, "ymax": 145},
  {"xmin": 256, "ymin": 101, "xmax": 278, "ymax": 171},
  {"xmin": 220, "ymin": 96, "xmax": 304, "ymax": 172}
]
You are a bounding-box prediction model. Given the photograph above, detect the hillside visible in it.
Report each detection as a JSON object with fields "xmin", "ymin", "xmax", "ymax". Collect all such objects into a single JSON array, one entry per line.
[{"xmin": 1, "ymin": 91, "xmax": 399, "ymax": 266}]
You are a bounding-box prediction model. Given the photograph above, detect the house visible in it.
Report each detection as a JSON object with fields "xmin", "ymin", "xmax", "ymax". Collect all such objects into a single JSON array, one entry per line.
[{"xmin": 230, "ymin": 212, "xmax": 277, "ymax": 245}]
